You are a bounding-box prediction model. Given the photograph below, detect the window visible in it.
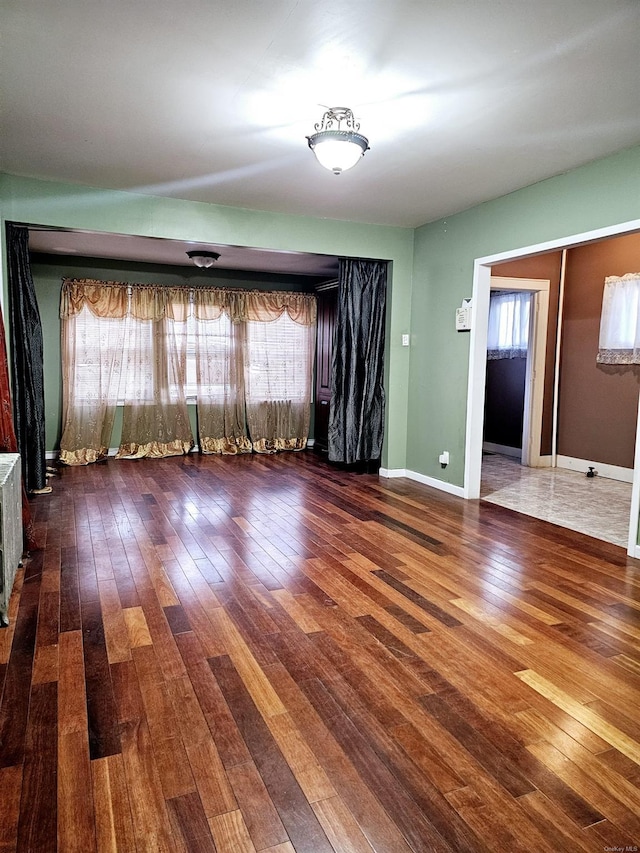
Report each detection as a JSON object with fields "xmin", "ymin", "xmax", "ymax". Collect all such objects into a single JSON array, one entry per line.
[
  {"xmin": 487, "ymin": 291, "xmax": 531, "ymax": 359},
  {"xmin": 597, "ymin": 273, "xmax": 640, "ymax": 364}
]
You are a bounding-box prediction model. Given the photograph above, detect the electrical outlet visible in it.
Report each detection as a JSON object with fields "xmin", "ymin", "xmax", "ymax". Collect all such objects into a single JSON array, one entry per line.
[
  {"xmin": 401, "ymin": 334, "xmax": 410, "ymax": 347},
  {"xmin": 439, "ymin": 451, "xmax": 449, "ymax": 466}
]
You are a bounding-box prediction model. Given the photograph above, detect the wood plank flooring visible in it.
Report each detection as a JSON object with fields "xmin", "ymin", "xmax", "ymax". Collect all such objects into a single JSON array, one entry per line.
[{"xmin": 0, "ymin": 450, "xmax": 639, "ymax": 852}]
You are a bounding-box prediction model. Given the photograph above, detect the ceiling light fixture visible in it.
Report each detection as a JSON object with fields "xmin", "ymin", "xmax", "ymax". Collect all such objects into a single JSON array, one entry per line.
[
  {"xmin": 186, "ymin": 250, "xmax": 220, "ymax": 268},
  {"xmin": 306, "ymin": 107, "xmax": 369, "ymax": 175}
]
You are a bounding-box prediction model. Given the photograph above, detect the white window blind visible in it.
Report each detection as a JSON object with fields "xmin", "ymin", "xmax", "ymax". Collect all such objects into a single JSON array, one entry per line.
[
  {"xmin": 68, "ymin": 306, "xmax": 125, "ymax": 404},
  {"xmin": 244, "ymin": 312, "xmax": 313, "ymax": 403}
]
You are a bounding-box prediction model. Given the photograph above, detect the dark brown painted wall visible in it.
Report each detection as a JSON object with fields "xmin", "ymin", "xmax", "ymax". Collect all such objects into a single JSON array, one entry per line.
[
  {"xmin": 490, "ymin": 253, "xmax": 563, "ymax": 455},
  {"xmin": 484, "ymin": 357, "xmax": 527, "ymax": 449},
  {"xmin": 559, "ymin": 233, "xmax": 640, "ymax": 468}
]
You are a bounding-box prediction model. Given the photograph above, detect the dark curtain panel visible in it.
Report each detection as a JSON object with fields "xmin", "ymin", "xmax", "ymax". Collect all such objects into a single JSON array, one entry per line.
[
  {"xmin": 0, "ymin": 295, "xmax": 37, "ymax": 549},
  {"xmin": 6, "ymin": 223, "xmax": 47, "ymax": 493},
  {"xmin": 328, "ymin": 258, "xmax": 387, "ymax": 466}
]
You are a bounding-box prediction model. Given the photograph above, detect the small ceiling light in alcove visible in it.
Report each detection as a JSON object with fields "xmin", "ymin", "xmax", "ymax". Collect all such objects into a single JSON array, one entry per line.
[
  {"xmin": 186, "ymin": 250, "xmax": 221, "ymax": 268},
  {"xmin": 307, "ymin": 107, "xmax": 369, "ymax": 175}
]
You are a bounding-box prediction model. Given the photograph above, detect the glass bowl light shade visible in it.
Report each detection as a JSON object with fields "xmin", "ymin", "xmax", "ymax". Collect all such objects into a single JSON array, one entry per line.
[
  {"xmin": 307, "ymin": 108, "xmax": 369, "ymax": 175},
  {"xmin": 186, "ymin": 250, "xmax": 220, "ymax": 268}
]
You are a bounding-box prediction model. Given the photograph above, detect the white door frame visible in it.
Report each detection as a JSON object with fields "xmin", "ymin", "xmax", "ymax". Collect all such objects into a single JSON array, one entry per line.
[
  {"xmin": 488, "ymin": 277, "xmax": 550, "ymax": 467},
  {"xmin": 463, "ymin": 217, "xmax": 640, "ymax": 558}
]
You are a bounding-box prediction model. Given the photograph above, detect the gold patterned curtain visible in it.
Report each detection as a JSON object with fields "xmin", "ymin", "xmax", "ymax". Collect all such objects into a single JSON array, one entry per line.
[
  {"xmin": 116, "ymin": 287, "xmax": 194, "ymax": 460},
  {"xmin": 194, "ymin": 288, "xmax": 316, "ymax": 454},
  {"xmin": 193, "ymin": 288, "xmax": 250, "ymax": 454},
  {"xmin": 59, "ymin": 282, "xmax": 127, "ymax": 464},
  {"xmin": 59, "ymin": 279, "xmax": 316, "ymax": 463},
  {"xmin": 243, "ymin": 297, "xmax": 316, "ymax": 453},
  {"xmin": 60, "ymin": 281, "xmax": 193, "ymax": 463}
]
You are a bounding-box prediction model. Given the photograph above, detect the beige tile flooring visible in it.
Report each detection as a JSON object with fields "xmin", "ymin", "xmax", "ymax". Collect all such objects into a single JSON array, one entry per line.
[{"xmin": 480, "ymin": 452, "xmax": 632, "ymax": 548}]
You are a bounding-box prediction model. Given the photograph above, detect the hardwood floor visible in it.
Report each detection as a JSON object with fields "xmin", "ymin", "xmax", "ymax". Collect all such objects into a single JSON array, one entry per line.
[{"xmin": 0, "ymin": 450, "xmax": 639, "ymax": 852}]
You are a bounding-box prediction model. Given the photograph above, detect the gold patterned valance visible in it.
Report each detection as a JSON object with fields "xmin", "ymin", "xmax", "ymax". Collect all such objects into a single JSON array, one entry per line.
[{"xmin": 60, "ymin": 279, "xmax": 317, "ymax": 326}]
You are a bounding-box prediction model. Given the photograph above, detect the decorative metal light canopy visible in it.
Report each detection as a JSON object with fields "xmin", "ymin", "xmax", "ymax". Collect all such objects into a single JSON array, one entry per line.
[
  {"xmin": 186, "ymin": 250, "xmax": 220, "ymax": 268},
  {"xmin": 306, "ymin": 107, "xmax": 369, "ymax": 175}
]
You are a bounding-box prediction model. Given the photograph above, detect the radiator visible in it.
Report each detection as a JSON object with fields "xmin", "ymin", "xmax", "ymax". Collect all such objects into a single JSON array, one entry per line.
[{"xmin": 0, "ymin": 454, "xmax": 22, "ymax": 627}]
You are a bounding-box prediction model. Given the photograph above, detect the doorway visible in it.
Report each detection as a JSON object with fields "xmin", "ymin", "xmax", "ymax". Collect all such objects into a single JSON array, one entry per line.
[
  {"xmin": 480, "ymin": 272, "xmax": 635, "ymax": 550},
  {"xmin": 464, "ymin": 217, "xmax": 640, "ymax": 558},
  {"xmin": 483, "ymin": 277, "xmax": 550, "ymax": 468}
]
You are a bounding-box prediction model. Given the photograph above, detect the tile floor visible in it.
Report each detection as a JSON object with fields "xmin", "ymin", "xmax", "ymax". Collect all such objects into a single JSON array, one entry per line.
[{"xmin": 480, "ymin": 452, "xmax": 633, "ymax": 548}]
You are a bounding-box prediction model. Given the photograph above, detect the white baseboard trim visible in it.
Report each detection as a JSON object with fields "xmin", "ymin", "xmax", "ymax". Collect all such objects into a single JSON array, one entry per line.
[
  {"xmin": 556, "ymin": 454, "xmax": 633, "ymax": 484},
  {"xmin": 634, "ymin": 545, "xmax": 640, "ymax": 559},
  {"xmin": 536, "ymin": 455, "xmax": 554, "ymax": 468},
  {"xmin": 483, "ymin": 441, "xmax": 521, "ymax": 460},
  {"xmin": 406, "ymin": 470, "xmax": 466, "ymax": 497},
  {"xmin": 378, "ymin": 467, "xmax": 407, "ymax": 478},
  {"xmin": 379, "ymin": 467, "xmax": 465, "ymax": 498},
  {"xmin": 306, "ymin": 438, "xmax": 315, "ymax": 448}
]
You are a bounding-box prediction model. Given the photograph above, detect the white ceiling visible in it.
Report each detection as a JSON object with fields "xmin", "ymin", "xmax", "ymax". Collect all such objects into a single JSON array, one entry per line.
[{"xmin": 2, "ymin": 0, "xmax": 640, "ymax": 231}]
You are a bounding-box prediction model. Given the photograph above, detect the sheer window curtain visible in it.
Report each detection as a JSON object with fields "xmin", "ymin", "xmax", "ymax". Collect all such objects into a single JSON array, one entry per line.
[
  {"xmin": 60, "ymin": 282, "xmax": 194, "ymax": 462},
  {"xmin": 244, "ymin": 311, "xmax": 315, "ymax": 453},
  {"xmin": 193, "ymin": 288, "xmax": 316, "ymax": 454},
  {"xmin": 597, "ymin": 273, "xmax": 640, "ymax": 364},
  {"xmin": 194, "ymin": 289, "xmax": 251, "ymax": 454},
  {"xmin": 117, "ymin": 288, "xmax": 193, "ymax": 459},
  {"xmin": 487, "ymin": 291, "xmax": 531, "ymax": 360},
  {"xmin": 60, "ymin": 282, "xmax": 127, "ymax": 465},
  {"xmin": 241, "ymin": 291, "xmax": 316, "ymax": 453}
]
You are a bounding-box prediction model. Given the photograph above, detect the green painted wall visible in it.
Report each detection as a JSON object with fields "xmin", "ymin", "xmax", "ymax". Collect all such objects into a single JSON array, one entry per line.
[
  {"xmin": 31, "ymin": 254, "xmax": 326, "ymax": 452},
  {"xmin": 0, "ymin": 173, "xmax": 415, "ymax": 469},
  {"xmin": 408, "ymin": 145, "xmax": 640, "ymax": 486}
]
